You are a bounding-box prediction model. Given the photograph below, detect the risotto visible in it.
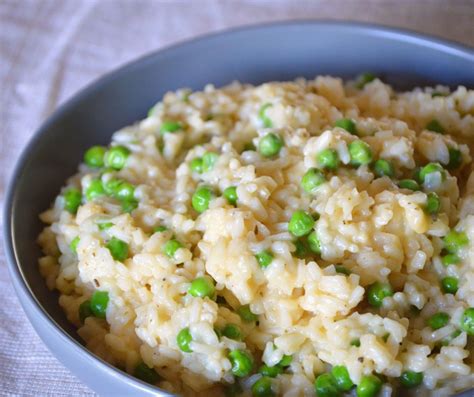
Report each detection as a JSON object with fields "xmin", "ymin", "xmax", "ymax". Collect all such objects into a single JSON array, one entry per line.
[{"xmin": 38, "ymin": 74, "xmax": 474, "ymax": 397}]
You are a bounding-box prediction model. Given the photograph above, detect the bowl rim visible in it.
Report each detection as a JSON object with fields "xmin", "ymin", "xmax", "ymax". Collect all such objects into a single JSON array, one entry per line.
[{"xmin": 3, "ymin": 20, "xmax": 474, "ymax": 394}]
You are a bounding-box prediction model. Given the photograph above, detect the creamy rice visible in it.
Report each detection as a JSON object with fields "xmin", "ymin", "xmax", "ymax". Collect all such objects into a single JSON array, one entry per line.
[{"xmin": 38, "ymin": 75, "xmax": 474, "ymax": 396}]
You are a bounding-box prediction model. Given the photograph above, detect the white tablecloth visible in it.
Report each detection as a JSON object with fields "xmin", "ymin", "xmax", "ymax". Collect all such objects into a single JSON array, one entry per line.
[{"xmin": 1, "ymin": 0, "xmax": 473, "ymax": 395}]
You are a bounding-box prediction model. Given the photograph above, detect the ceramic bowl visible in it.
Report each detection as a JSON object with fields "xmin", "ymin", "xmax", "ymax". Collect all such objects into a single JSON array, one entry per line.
[{"xmin": 4, "ymin": 21, "xmax": 474, "ymax": 396}]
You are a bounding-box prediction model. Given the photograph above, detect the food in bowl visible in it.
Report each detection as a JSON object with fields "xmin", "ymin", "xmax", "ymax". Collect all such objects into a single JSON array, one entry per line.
[{"xmin": 37, "ymin": 74, "xmax": 474, "ymax": 396}]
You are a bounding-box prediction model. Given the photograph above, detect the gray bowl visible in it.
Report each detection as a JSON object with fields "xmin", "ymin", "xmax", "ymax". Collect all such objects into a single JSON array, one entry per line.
[{"xmin": 3, "ymin": 21, "xmax": 474, "ymax": 396}]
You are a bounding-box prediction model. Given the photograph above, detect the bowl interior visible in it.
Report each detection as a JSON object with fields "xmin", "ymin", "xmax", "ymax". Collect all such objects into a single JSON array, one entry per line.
[{"xmin": 5, "ymin": 21, "xmax": 474, "ymax": 392}]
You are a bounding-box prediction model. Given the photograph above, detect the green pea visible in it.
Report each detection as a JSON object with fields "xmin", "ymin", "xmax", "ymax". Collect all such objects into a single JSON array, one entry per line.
[
  {"xmin": 350, "ymin": 339, "xmax": 361, "ymax": 347},
  {"xmin": 64, "ymin": 188, "xmax": 82, "ymax": 214},
  {"xmin": 317, "ymin": 149, "xmax": 340, "ymax": 170},
  {"xmin": 301, "ymin": 168, "xmax": 326, "ymax": 193},
  {"xmin": 441, "ymin": 276, "xmax": 458, "ymax": 294},
  {"xmin": 460, "ymin": 307, "xmax": 474, "ymax": 335},
  {"xmin": 293, "ymin": 238, "xmax": 309, "ymax": 258},
  {"xmin": 237, "ymin": 305, "xmax": 258, "ymax": 323},
  {"xmin": 335, "ymin": 118, "xmax": 357, "ymax": 135},
  {"xmin": 447, "ymin": 148, "xmax": 462, "ymax": 170},
  {"xmin": 349, "ymin": 140, "xmax": 373, "ymax": 166},
  {"xmin": 192, "ymin": 185, "xmax": 214, "ymax": 213},
  {"xmin": 123, "ymin": 200, "xmax": 139, "ymax": 214},
  {"xmin": 355, "ymin": 72, "xmax": 376, "ymax": 89},
  {"xmin": 228, "ymin": 349, "xmax": 254, "ymax": 377},
  {"xmin": 441, "ymin": 253, "xmax": 461, "ymax": 266},
  {"xmin": 202, "ymin": 152, "xmax": 219, "ymax": 172},
  {"xmin": 154, "ymin": 225, "xmax": 168, "ymax": 233},
  {"xmin": 335, "ymin": 265, "xmax": 350, "ymax": 275},
  {"xmin": 103, "ymin": 178, "xmax": 122, "ymax": 196},
  {"xmin": 190, "ymin": 157, "xmax": 203, "ymax": 174},
  {"xmin": 114, "ymin": 181, "xmax": 135, "ymax": 201},
  {"xmin": 314, "ymin": 373, "xmax": 341, "ymax": 397},
  {"xmin": 84, "ymin": 146, "xmax": 106, "ymax": 168},
  {"xmin": 255, "ymin": 250, "xmax": 273, "ymax": 268},
  {"xmin": 307, "ymin": 231, "xmax": 322, "ymax": 254},
  {"xmin": 419, "ymin": 162, "xmax": 445, "ymax": 183},
  {"xmin": 103, "ymin": 179, "xmax": 135, "ymax": 202},
  {"xmin": 121, "ymin": 200, "xmax": 138, "ymax": 213},
  {"xmin": 427, "ymin": 312, "xmax": 450, "ymax": 330},
  {"xmin": 331, "ymin": 365, "xmax": 354, "ymax": 392},
  {"xmin": 259, "ymin": 103, "xmax": 273, "ymax": 128},
  {"xmin": 426, "ymin": 119, "xmax": 445, "ymax": 134},
  {"xmin": 90, "ymin": 290, "xmax": 109, "ymax": 319},
  {"xmin": 177, "ymin": 327, "xmax": 193, "ymax": 352},
  {"xmin": 70, "ymin": 237, "xmax": 80, "ymax": 254},
  {"xmin": 373, "ymin": 159, "xmax": 394, "ymax": 178},
  {"xmin": 398, "ymin": 179, "xmax": 420, "ymax": 191},
  {"xmin": 222, "ymin": 324, "xmax": 242, "ymax": 340},
  {"xmin": 258, "ymin": 133, "xmax": 283, "ymax": 158},
  {"xmin": 163, "ymin": 239, "xmax": 183, "ymax": 259},
  {"xmin": 104, "ymin": 145, "xmax": 130, "ymax": 170},
  {"xmin": 273, "ymin": 356, "xmax": 290, "ymax": 370},
  {"xmin": 134, "ymin": 362, "xmax": 159, "ymax": 384},
  {"xmin": 443, "ymin": 230, "xmax": 469, "ymax": 253},
  {"xmin": 160, "ymin": 121, "xmax": 182, "ymax": 134},
  {"xmin": 252, "ymin": 376, "xmax": 274, "ymax": 397},
  {"xmin": 259, "ymin": 364, "xmax": 283, "ymax": 378},
  {"xmin": 432, "ymin": 92, "xmax": 448, "ymax": 98},
  {"xmin": 288, "ymin": 210, "xmax": 315, "ymax": 237},
  {"xmin": 399, "ymin": 370, "xmax": 423, "ymax": 388},
  {"xmin": 78, "ymin": 300, "xmax": 92, "ymax": 323},
  {"xmin": 98, "ymin": 222, "xmax": 113, "ymax": 231},
  {"xmin": 85, "ymin": 179, "xmax": 105, "ymax": 201},
  {"xmin": 189, "ymin": 276, "xmax": 215, "ymax": 298},
  {"xmin": 223, "ymin": 186, "xmax": 238, "ymax": 206},
  {"xmin": 106, "ymin": 237, "xmax": 129, "ymax": 261},
  {"xmin": 367, "ymin": 282, "xmax": 394, "ymax": 308},
  {"xmin": 425, "ymin": 192, "xmax": 441, "ymax": 215},
  {"xmin": 356, "ymin": 375, "xmax": 382, "ymax": 397}
]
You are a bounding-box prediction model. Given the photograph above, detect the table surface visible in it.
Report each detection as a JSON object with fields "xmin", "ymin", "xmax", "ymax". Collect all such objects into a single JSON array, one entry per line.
[{"xmin": 1, "ymin": 0, "xmax": 473, "ymax": 395}]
